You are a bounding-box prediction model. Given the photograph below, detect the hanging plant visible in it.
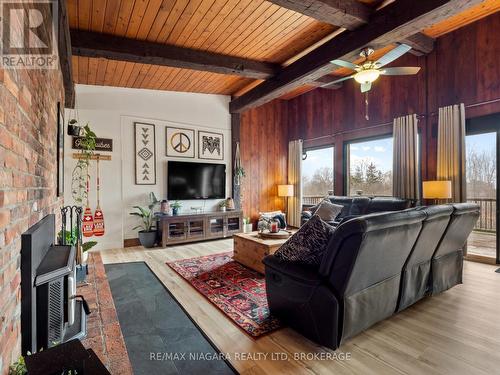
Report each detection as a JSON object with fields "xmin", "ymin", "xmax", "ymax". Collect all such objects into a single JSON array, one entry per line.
[
  {"xmin": 71, "ymin": 123, "xmax": 96, "ymax": 205},
  {"xmin": 234, "ymin": 166, "xmax": 246, "ymax": 186}
]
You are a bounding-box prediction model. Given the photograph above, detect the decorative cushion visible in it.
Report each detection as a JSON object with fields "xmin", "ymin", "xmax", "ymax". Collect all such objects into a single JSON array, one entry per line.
[
  {"xmin": 306, "ymin": 197, "xmax": 330, "ymax": 215},
  {"xmin": 274, "ymin": 215, "xmax": 335, "ymax": 266},
  {"xmin": 314, "ymin": 200, "xmax": 343, "ymax": 222}
]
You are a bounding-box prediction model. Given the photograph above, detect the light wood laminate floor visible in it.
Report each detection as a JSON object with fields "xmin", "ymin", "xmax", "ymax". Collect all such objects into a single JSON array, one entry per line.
[{"xmin": 98, "ymin": 239, "xmax": 500, "ymax": 375}]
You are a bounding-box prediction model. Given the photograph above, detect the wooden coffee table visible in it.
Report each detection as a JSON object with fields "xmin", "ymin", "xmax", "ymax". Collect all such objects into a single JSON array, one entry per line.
[{"xmin": 233, "ymin": 230, "xmax": 296, "ymax": 273}]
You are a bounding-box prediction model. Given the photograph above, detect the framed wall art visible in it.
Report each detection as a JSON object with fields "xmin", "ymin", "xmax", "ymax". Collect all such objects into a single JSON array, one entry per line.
[
  {"xmin": 198, "ymin": 131, "xmax": 224, "ymax": 160},
  {"xmin": 134, "ymin": 122, "xmax": 156, "ymax": 185},
  {"xmin": 166, "ymin": 126, "xmax": 195, "ymax": 158}
]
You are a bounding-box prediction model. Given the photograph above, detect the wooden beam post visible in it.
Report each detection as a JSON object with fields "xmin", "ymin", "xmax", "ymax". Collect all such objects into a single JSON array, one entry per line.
[{"xmin": 71, "ymin": 30, "xmax": 280, "ymax": 80}]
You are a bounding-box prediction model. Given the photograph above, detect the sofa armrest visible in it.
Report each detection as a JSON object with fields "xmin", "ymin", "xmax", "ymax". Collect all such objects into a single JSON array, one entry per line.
[{"xmin": 263, "ymin": 255, "xmax": 321, "ymax": 285}]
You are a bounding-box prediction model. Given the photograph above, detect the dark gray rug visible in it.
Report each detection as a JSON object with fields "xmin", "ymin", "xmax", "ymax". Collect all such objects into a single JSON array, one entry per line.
[{"xmin": 105, "ymin": 262, "xmax": 236, "ymax": 375}]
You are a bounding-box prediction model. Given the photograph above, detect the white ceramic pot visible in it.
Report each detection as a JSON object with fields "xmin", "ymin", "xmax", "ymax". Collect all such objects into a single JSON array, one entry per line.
[{"xmin": 243, "ymin": 223, "xmax": 253, "ymax": 233}]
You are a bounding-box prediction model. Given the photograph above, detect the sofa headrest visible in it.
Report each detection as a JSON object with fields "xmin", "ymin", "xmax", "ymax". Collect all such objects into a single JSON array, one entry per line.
[
  {"xmin": 366, "ymin": 197, "xmax": 412, "ymax": 213},
  {"xmin": 416, "ymin": 204, "xmax": 454, "ymax": 220},
  {"xmin": 452, "ymin": 202, "xmax": 480, "ymax": 216},
  {"xmin": 355, "ymin": 209, "xmax": 426, "ymax": 233}
]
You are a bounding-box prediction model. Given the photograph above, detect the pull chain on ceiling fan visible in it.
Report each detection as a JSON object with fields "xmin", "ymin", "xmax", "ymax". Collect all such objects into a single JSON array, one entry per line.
[{"xmin": 325, "ymin": 44, "xmax": 422, "ymax": 120}]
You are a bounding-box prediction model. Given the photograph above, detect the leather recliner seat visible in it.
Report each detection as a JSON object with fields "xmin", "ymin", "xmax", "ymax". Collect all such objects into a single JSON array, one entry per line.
[{"xmin": 264, "ymin": 204, "xmax": 479, "ymax": 350}]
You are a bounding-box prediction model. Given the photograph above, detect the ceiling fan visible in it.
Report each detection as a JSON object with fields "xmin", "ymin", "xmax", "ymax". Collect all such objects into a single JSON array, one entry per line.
[{"xmin": 326, "ymin": 44, "xmax": 421, "ymax": 93}]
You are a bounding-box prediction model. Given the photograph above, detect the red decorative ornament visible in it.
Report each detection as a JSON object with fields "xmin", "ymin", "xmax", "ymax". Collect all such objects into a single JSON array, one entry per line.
[
  {"xmin": 82, "ymin": 206, "xmax": 94, "ymax": 237},
  {"xmin": 93, "ymin": 158, "xmax": 105, "ymax": 236}
]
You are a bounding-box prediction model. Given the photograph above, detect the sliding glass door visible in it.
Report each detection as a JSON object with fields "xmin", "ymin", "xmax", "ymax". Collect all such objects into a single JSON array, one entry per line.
[{"xmin": 465, "ymin": 115, "xmax": 499, "ymax": 264}]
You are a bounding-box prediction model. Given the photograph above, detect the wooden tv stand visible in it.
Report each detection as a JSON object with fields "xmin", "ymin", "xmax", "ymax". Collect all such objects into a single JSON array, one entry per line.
[{"xmin": 156, "ymin": 210, "xmax": 243, "ymax": 247}]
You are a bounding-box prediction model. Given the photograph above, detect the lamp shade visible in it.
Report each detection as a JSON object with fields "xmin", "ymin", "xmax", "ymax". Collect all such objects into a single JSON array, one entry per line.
[
  {"xmin": 422, "ymin": 181, "xmax": 452, "ymax": 199},
  {"xmin": 278, "ymin": 184, "xmax": 294, "ymax": 197}
]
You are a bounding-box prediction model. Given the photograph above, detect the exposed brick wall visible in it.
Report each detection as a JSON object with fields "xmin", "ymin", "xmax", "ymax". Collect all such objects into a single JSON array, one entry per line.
[{"xmin": 0, "ymin": 64, "xmax": 64, "ymax": 374}]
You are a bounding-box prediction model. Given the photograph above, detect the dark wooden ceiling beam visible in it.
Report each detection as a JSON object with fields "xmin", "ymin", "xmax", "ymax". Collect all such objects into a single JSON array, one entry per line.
[
  {"xmin": 268, "ymin": 0, "xmax": 434, "ymax": 56},
  {"xmin": 312, "ymin": 76, "xmax": 343, "ymax": 89},
  {"xmin": 230, "ymin": 0, "xmax": 483, "ymax": 113},
  {"xmin": 402, "ymin": 33, "xmax": 435, "ymax": 55},
  {"xmin": 71, "ymin": 30, "xmax": 280, "ymax": 80},
  {"xmin": 58, "ymin": 0, "xmax": 75, "ymax": 108},
  {"xmin": 267, "ymin": 0, "xmax": 370, "ymax": 30}
]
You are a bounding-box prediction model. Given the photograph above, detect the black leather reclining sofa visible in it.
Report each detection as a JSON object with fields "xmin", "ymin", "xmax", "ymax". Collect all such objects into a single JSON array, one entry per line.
[
  {"xmin": 263, "ymin": 203, "xmax": 479, "ymax": 349},
  {"xmin": 301, "ymin": 196, "xmax": 416, "ymax": 227}
]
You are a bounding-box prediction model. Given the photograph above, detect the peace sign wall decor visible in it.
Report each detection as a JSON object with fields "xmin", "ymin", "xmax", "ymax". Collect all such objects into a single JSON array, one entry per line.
[
  {"xmin": 134, "ymin": 122, "xmax": 157, "ymax": 185},
  {"xmin": 166, "ymin": 126, "xmax": 195, "ymax": 158}
]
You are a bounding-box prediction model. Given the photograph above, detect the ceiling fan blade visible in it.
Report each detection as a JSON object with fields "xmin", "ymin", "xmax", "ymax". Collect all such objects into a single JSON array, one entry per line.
[
  {"xmin": 375, "ymin": 44, "xmax": 412, "ymax": 67},
  {"xmin": 381, "ymin": 67, "xmax": 421, "ymax": 75},
  {"xmin": 360, "ymin": 82, "xmax": 372, "ymax": 93},
  {"xmin": 320, "ymin": 75, "xmax": 355, "ymax": 87},
  {"xmin": 330, "ymin": 59, "xmax": 358, "ymax": 70}
]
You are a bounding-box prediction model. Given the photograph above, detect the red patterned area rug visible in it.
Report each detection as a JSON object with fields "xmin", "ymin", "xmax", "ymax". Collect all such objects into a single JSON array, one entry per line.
[{"xmin": 166, "ymin": 251, "xmax": 281, "ymax": 337}]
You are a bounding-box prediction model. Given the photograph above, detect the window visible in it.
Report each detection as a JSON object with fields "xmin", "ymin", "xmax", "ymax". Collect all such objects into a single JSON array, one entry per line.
[
  {"xmin": 347, "ymin": 137, "xmax": 393, "ymax": 196},
  {"xmin": 302, "ymin": 146, "xmax": 334, "ymax": 205}
]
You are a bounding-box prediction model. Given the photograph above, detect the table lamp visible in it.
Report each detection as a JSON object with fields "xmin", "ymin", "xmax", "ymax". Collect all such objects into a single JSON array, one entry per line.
[
  {"xmin": 278, "ymin": 184, "xmax": 294, "ymax": 214},
  {"xmin": 422, "ymin": 180, "xmax": 452, "ymax": 204}
]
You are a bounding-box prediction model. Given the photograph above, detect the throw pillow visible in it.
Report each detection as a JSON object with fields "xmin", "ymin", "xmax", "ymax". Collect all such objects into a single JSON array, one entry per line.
[
  {"xmin": 307, "ymin": 197, "xmax": 329, "ymax": 214},
  {"xmin": 314, "ymin": 200, "xmax": 343, "ymax": 222},
  {"xmin": 274, "ymin": 215, "xmax": 335, "ymax": 266}
]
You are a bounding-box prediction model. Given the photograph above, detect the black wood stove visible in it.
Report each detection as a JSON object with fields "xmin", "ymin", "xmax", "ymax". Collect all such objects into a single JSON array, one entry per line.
[{"xmin": 21, "ymin": 214, "xmax": 90, "ymax": 355}]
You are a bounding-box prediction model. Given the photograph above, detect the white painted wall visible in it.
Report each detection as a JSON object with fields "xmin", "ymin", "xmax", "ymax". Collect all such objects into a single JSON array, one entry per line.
[{"xmin": 64, "ymin": 85, "xmax": 231, "ymax": 250}]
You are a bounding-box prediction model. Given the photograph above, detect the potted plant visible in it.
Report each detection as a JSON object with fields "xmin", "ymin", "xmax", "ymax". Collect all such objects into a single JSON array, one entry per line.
[
  {"xmin": 243, "ymin": 217, "xmax": 253, "ymax": 233},
  {"xmin": 67, "ymin": 118, "xmax": 83, "ymax": 136},
  {"xmin": 58, "ymin": 228, "xmax": 98, "ymax": 283},
  {"xmin": 171, "ymin": 201, "xmax": 181, "ymax": 216},
  {"xmin": 130, "ymin": 205, "xmax": 156, "ymax": 248},
  {"xmin": 234, "ymin": 166, "xmax": 245, "ymax": 186},
  {"xmin": 218, "ymin": 200, "xmax": 227, "ymax": 212},
  {"xmin": 71, "ymin": 124, "xmax": 96, "ymax": 205}
]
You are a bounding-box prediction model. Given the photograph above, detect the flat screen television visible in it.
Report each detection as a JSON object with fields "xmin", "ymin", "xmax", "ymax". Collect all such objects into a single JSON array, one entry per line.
[{"xmin": 167, "ymin": 161, "xmax": 226, "ymax": 200}]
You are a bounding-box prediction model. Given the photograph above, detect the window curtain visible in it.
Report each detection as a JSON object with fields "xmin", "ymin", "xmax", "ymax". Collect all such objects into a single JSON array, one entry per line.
[
  {"xmin": 437, "ymin": 103, "xmax": 466, "ymax": 202},
  {"xmin": 287, "ymin": 140, "xmax": 303, "ymax": 227},
  {"xmin": 392, "ymin": 114, "xmax": 419, "ymax": 199}
]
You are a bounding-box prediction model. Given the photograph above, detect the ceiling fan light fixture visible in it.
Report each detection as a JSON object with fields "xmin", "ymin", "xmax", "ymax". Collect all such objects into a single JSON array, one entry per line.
[{"xmin": 354, "ymin": 69, "xmax": 380, "ymax": 84}]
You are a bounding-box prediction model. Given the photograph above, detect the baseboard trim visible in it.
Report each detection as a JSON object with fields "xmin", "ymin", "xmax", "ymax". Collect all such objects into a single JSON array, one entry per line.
[
  {"xmin": 464, "ymin": 254, "xmax": 497, "ymax": 265},
  {"xmin": 124, "ymin": 238, "xmax": 140, "ymax": 247}
]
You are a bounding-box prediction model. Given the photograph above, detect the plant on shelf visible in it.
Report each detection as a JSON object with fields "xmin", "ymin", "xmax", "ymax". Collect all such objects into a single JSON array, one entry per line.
[
  {"xmin": 71, "ymin": 124, "xmax": 96, "ymax": 205},
  {"xmin": 171, "ymin": 201, "xmax": 182, "ymax": 216},
  {"xmin": 218, "ymin": 200, "xmax": 227, "ymax": 212},
  {"xmin": 129, "ymin": 206, "xmax": 156, "ymax": 248}
]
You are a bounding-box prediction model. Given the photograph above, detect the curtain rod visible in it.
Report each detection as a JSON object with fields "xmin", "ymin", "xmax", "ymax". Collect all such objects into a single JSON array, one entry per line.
[{"xmin": 303, "ymin": 97, "xmax": 500, "ymax": 143}]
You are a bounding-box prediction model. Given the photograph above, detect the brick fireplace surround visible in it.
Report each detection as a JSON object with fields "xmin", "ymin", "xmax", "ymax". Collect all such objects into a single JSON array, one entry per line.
[{"xmin": 0, "ymin": 66, "xmax": 64, "ymax": 374}]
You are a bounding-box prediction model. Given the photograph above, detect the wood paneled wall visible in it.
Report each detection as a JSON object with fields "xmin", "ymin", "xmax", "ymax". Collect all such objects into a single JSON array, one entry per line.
[
  {"xmin": 238, "ymin": 12, "xmax": 500, "ymax": 214},
  {"xmin": 239, "ymin": 100, "xmax": 289, "ymax": 221}
]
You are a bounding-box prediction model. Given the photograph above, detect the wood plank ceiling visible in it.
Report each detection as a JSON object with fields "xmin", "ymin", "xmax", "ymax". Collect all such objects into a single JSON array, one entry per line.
[{"xmin": 68, "ymin": 0, "xmax": 500, "ymax": 98}]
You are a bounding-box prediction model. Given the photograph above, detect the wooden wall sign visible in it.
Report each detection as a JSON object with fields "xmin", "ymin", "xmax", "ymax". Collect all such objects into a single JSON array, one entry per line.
[
  {"xmin": 134, "ymin": 122, "xmax": 156, "ymax": 185},
  {"xmin": 72, "ymin": 137, "xmax": 113, "ymax": 152}
]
